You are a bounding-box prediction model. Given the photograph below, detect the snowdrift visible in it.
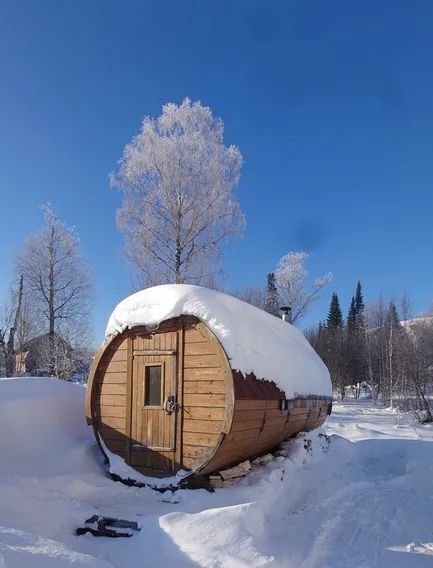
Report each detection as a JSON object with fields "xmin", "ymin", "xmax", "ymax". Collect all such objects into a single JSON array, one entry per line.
[
  {"xmin": 0, "ymin": 378, "xmax": 93, "ymax": 477},
  {"xmin": 1, "ymin": 378, "xmax": 433, "ymax": 566}
]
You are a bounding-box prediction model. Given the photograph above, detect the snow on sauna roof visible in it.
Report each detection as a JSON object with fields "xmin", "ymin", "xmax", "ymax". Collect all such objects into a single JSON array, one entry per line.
[{"xmin": 106, "ymin": 284, "xmax": 331, "ymax": 398}]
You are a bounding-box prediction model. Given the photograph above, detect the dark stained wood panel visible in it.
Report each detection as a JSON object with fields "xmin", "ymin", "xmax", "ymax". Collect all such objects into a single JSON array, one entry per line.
[
  {"xmin": 105, "ymin": 439, "xmax": 127, "ymax": 455},
  {"xmin": 233, "ymin": 409, "xmax": 266, "ymax": 421},
  {"xmin": 99, "ymin": 426, "xmax": 126, "ymax": 438},
  {"xmin": 231, "ymin": 419, "xmax": 264, "ymax": 432},
  {"xmin": 235, "ymin": 399, "xmax": 267, "ymax": 410},
  {"xmin": 199, "ymin": 398, "xmax": 331, "ymax": 475},
  {"xmin": 233, "ymin": 370, "xmax": 285, "ymax": 400}
]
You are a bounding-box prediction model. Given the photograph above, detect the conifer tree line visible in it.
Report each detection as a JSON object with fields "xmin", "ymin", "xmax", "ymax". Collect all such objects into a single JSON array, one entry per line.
[{"xmin": 306, "ymin": 282, "xmax": 433, "ymax": 422}]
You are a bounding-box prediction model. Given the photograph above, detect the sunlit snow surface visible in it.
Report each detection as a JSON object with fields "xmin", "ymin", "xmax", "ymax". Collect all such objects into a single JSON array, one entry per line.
[
  {"xmin": 1, "ymin": 377, "xmax": 433, "ymax": 567},
  {"xmin": 106, "ymin": 284, "xmax": 331, "ymax": 398}
]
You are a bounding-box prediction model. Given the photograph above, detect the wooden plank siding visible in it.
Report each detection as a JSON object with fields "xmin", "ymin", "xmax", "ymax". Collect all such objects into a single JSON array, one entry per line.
[
  {"xmin": 91, "ymin": 318, "xmax": 233, "ymax": 477},
  {"xmin": 94, "ymin": 336, "xmax": 130, "ymax": 460},
  {"xmin": 180, "ymin": 321, "xmax": 232, "ymax": 473},
  {"xmin": 199, "ymin": 397, "xmax": 331, "ymax": 475},
  {"xmin": 183, "ymin": 380, "xmax": 226, "ymax": 394}
]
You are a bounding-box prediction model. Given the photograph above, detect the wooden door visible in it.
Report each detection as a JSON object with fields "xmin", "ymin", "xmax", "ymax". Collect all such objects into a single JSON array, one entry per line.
[{"xmin": 130, "ymin": 350, "xmax": 179, "ymax": 474}]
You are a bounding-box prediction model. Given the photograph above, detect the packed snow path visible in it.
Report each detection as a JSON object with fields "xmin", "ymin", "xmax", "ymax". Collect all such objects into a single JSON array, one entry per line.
[{"xmin": 0, "ymin": 379, "xmax": 433, "ymax": 567}]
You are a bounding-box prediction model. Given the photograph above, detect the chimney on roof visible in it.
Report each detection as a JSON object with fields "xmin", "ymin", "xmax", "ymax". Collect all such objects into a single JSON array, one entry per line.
[{"xmin": 280, "ymin": 306, "xmax": 292, "ymax": 324}]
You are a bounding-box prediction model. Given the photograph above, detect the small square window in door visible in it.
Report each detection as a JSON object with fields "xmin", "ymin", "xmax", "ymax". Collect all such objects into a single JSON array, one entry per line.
[{"xmin": 144, "ymin": 365, "xmax": 162, "ymax": 406}]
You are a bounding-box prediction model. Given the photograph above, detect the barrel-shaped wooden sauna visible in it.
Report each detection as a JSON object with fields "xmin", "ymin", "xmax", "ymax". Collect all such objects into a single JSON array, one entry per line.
[{"xmin": 86, "ymin": 284, "xmax": 332, "ymax": 479}]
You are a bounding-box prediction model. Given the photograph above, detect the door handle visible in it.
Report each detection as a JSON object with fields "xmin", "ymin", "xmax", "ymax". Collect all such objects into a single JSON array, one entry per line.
[{"xmin": 163, "ymin": 394, "xmax": 179, "ymax": 414}]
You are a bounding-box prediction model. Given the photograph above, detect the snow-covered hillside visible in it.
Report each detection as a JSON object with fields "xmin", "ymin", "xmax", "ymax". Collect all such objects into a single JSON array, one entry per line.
[{"xmin": 0, "ymin": 378, "xmax": 432, "ymax": 567}]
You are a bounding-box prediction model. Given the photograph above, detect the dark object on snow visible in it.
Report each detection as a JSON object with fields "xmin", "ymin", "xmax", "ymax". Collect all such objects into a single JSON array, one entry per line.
[
  {"xmin": 76, "ymin": 515, "xmax": 140, "ymax": 538},
  {"xmin": 109, "ymin": 472, "xmax": 179, "ymax": 493},
  {"xmin": 76, "ymin": 526, "xmax": 131, "ymax": 538},
  {"xmin": 109, "ymin": 471, "xmax": 214, "ymax": 493},
  {"xmin": 179, "ymin": 476, "xmax": 215, "ymax": 492},
  {"xmin": 109, "ymin": 472, "xmax": 146, "ymax": 488}
]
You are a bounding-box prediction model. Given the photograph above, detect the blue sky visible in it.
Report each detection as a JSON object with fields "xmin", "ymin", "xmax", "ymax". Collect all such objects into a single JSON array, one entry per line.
[{"xmin": 1, "ymin": 0, "xmax": 433, "ymax": 342}]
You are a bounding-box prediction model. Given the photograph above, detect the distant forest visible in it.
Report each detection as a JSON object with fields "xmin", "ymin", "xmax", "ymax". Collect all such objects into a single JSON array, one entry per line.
[
  {"xmin": 308, "ymin": 283, "xmax": 433, "ymax": 422},
  {"xmin": 236, "ymin": 277, "xmax": 433, "ymax": 423}
]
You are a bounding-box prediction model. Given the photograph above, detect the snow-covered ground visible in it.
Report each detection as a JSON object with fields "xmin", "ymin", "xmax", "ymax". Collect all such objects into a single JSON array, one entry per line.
[{"xmin": 1, "ymin": 378, "xmax": 433, "ymax": 567}]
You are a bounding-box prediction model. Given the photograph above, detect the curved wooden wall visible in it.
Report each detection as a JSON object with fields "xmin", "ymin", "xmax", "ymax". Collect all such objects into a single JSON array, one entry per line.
[
  {"xmin": 87, "ymin": 317, "xmax": 234, "ymax": 477},
  {"xmin": 199, "ymin": 371, "xmax": 331, "ymax": 475},
  {"xmin": 87, "ymin": 317, "xmax": 331, "ymax": 479},
  {"xmin": 181, "ymin": 319, "xmax": 234, "ymax": 472},
  {"xmin": 91, "ymin": 335, "xmax": 129, "ymax": 458}
]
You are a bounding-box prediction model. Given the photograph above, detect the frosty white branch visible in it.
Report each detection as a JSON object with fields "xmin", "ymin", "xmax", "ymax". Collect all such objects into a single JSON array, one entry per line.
[
  {"xmin": 275, "ymin": 252, "xmax": 332, "ymax": 323},
  {"xmin": 111, "ymin": 98, "xmax": 244, "ymax": 286}
]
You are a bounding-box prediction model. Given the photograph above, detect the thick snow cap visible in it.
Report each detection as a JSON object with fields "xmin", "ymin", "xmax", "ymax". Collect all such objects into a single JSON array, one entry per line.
[{"xmin": 106, "ymin": 284, "xmax": 331, "ymax": 399}]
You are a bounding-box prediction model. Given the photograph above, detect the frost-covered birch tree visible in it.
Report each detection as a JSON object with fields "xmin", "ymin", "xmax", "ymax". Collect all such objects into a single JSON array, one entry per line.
[
  {"xmin": 275, "ymin": 252, "xmax": 332, "ymax": 324},
  {"xmin": 16, "ymin": 205, "xmax": 94, "ymax": 374},
  {"xmin": 110, "ymin": 98, "xmax": 244, "ymax": 286}
]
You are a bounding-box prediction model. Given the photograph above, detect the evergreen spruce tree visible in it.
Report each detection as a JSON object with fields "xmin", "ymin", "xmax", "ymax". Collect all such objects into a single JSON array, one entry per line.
[
  {"xmin": 347, "ymin": 283, "xmax": 368, "ymax": 394},
  {"xmin": 315, "ymin": 296, "xmax": 347, "ymax": 401},
  {"xmin": 326, "ymin": 292, "xmax": 343, "ymax": 329},
  {"xmin": 354, "ymin": 281, "xmax": 365, "ymax": 316},
  {"xmin": 385, "ymin": 301, "xmax": 401, "ymax": 330},
  {"xmin": 264, "ymin": 272, "xmax": 280, "ymax": 317},
  {"xmin": 347, "ymin": 296, "xmax": 357, "ymax": 329}
]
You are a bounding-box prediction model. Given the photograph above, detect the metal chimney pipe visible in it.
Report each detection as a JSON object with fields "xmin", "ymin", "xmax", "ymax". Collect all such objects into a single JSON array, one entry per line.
[{"xmin": 280, "ymin": 306, "xmax": 292, "ymax": 324}]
